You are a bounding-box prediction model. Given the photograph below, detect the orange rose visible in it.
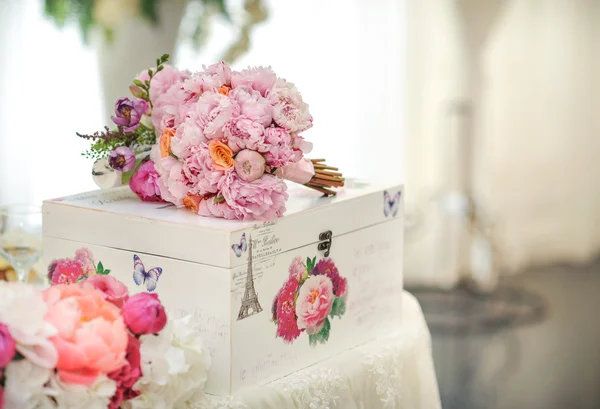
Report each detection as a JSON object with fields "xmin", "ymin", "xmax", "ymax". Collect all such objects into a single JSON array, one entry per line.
[
  {"xmin": 160, "ymin": 128, "xmax": 175, "ymax": 158},
  {"xmin": 218, "ymin": 85, "xmax": 231, "ymax": 96},
  {"xmin": 183, "ymin": 194, "xmax": 202, "ymax": 213},
  {"xmin": 209, "ymin": 140, "xmax": 235, "ymax": 170}
]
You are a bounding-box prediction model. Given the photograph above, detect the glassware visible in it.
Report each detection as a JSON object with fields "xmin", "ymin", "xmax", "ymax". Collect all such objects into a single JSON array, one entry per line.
[{"xmin": 0, "ymin": 204, "xmax": 42, "ymax": 283}]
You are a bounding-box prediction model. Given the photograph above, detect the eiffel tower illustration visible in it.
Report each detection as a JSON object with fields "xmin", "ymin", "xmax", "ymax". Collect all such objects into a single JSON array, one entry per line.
[{"xmin": 237, "ymin": 236, "xmax": 263, "ymax": 320}]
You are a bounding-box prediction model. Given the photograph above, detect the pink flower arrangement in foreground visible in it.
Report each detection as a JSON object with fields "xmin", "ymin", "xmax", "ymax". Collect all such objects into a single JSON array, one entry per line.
[
  {"xmin": 272, "ymin": 256, "xmax": 348, "ymax": 346},
  {"xmin": 0, "ymin": 267, "xmax": 210, "ymax": 409}
]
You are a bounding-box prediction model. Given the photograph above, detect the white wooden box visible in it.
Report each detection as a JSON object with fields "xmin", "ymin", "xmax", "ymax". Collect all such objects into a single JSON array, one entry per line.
[{"xmin": 42, "ymin": 182, "xmax": 404, "ymax": 395}]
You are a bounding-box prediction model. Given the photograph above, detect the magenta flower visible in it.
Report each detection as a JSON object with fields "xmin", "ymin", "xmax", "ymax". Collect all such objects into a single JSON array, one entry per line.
[
  {"xmin": 234, "ymin": 150, "xmax": 265, "ymax": 182},
  {"xmin": 314, "ymin": 258, "xmax": 348, "ymax": 297},
  {"xmin": 0, "ymin": 323, "xmax": 16, "ymax": 368},
  {"xmin": 129, "ymin": 161, "xmax": 163, "ymax": 202},
  {"xmin": 109, "ymin": 147, "xmax": 136, "ymax": 172},
  {"xmin": 111, "ymin": 97, "xmax": 149, "ymax": 132},
  {"xmin": 275, "ymin": 278, "xmax": 302, "ymax": 343},
  {"xmin": 49, "ymin": 258, "xmax": 85, "ymax": 285},
  {"xmin": 122, "ymin": 293, "xmax": 167, "ymax": 335}
]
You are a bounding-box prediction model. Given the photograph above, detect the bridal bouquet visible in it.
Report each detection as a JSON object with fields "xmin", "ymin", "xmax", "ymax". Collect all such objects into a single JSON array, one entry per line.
[
  {"xmin": 0, "ymin": 274, "xmax": 210, "ymax": 409},
  {"xmin": 78, "ymin": 54, "xmax": 344, "ymax": 221}
]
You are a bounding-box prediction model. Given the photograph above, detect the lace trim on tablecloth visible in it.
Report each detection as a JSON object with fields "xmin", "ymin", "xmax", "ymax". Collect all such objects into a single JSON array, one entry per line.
[
  {"xmin": 199, "ymin": 395, "xmax": 248, "ymax": 409},
  {"xmin": 268, "ymin": 367, "xmax": 349, "ymax": 409},
  {"xmin": 359, "ymin": 332, "xmax": 409, "ymax": 409}
]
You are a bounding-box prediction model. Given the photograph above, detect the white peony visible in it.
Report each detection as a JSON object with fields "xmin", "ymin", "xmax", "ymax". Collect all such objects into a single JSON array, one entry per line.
[
  {"xmin": 50, "ymin": 373, "xmax": 117, "ymax": 409},
  {"xmin": 0, "ymin": 281, "xmax": 58, "ymax": 368},
  {"xmin": 123, "ymin": 315, "xmax": 211, "ymax": 409},
  {"xmin": 3, "ymin": 359, "xmax": 56, "ymax": 409}
]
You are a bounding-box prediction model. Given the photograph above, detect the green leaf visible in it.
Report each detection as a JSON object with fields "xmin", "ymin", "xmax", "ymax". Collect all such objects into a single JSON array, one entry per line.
[
  {"xmin": 308, "ymin": 318, "xmax": 331, "ymax": 346},
  {"xmin": 104, "ymin": 269, "xmax": 111, "ymax": 275},
  {"xmin": 140, "ymin": 0, "xmax": 160, "ymax": 24},
  {"xmin": 330, "ymin": 297, "xmax": 346, "ymax": 318},
  {"xmin": 97, "ymin": 261, "xmax": 104, "ymax": 274},
  {"xmin": 133, "ymin": 79, "xmax": 145, "ymax": 88}
]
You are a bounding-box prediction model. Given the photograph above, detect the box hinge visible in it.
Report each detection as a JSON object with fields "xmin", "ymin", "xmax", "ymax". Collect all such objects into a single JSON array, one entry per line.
[{"xmin": 318, "ymin": 230, "xmax": 333, "ymax": 257}]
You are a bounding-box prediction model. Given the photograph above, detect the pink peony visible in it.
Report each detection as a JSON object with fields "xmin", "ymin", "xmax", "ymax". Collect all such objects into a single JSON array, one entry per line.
[
  {"xmin": 0, "ymin": 323, "xmax": 16, "ymax": 368},
  {"xmin": 224, "ymin": 116, "xmax": 267, "ymax": 153},
  {"xmin": 288, "ymin": 256, "xmax": 306, "ymax": 282},
  {"xmin": 220, "ymin": 171, "xmax": 288, "ymax": 221},
  {"xmin": 313, "ymin": 258, "xmax": 347, "ymax": 297},
  {"xmin": 108, "ymin": 334, "xmax": 142, "ymax": 409},
  {"xmin": 185, "ymin": 62, "xmax": 232, "ymax": 95},
  {"xmin": 152, "ymin": 84, "xmax": 195, "ymax": 133},
  {"xmin": 83, "ymin": 275, "xmax": 129, "ymax": 309},
  {"xmin": 231, "ymin": 66, "xmax": 278, "ymax": 97},
  {"xmin": 196, "ymin": 91, "xmax": 239, "ymax": 140},
  {"xmin": 43, "ymin": 284, "xmax": 128, "ymax": 385},
  {"xmin": 49, "ymin": 259, "xmax": 85, "ymax": 285},
  {"xmin": 183, "ymin": 144, "xmax": 225, "ymax": 196},
  {"xmin": 263, "ymin": 126, "xmax": 295, "ymax": 167},
  {"xmin": 197, "ymin": 197, "xmax": 238, "ymax": 219},
  {"xmin": 295, "ymin": 275, "xmax": 334, "ymax": 335},
  {"xmin": 151, "ymin": 150, "xmax": 190, "ymax": 207},
  {"xmin": 169, "ymin": 115, "xmax": 208, "ymax": 159},
  {"xmin": 234, "ymin": 149, "xmax": 266, "ymax": 182},
  {"xmin": 267, "ymin": 79, "xmax": 313, "ymax": 133},
  {"xmin": 129, "ymin": 160, "xmax": 163, "ymax": 202},
  {"xmin": 74, "ymin": 248, "xmax": 96, "ymax": 276},
  {"xmin": 136, "ymin": 65, "xmax": 190, "ymax": 107},
  {"xmin": 121, "ymin": 293, "xmax": 167, "ymax": 335},
  {"xmin": 275, "ymin": 278, "xmax": 302, "ymax": 343},
  {"xmin": 229, "ymin": 86, "xmax": 272, "ymax": 127}
]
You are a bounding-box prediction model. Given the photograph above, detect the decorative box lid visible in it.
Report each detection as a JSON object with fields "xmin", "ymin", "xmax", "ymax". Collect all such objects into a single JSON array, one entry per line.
[{"xmin": 43, "ymin": 181, "xmax": 403, "ymax": 269}]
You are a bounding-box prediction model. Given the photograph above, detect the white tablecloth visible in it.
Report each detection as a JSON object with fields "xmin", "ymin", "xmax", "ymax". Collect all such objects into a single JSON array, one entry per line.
[{"xmin": 201, "ymin": 291, "xmax": 441, "ymax": 409}]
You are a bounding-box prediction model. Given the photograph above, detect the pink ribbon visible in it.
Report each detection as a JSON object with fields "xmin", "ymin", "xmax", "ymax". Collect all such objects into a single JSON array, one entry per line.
[{"xmin": 276, "ymin": 159, "xmax": 315, "ymax": 184}]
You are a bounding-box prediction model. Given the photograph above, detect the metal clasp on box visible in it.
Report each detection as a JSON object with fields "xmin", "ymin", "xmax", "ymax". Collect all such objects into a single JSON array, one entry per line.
[{"xmin": 318, "ymin": 230, "xmax": 333, "ymax": 257}]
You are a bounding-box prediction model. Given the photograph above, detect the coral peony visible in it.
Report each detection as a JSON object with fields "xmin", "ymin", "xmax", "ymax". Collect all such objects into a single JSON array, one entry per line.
[
  {"xmin": 224, "ymin": 115, "xmax": 267, "ymax": 153},
  {"xmin": 83, "ymin": 275, "xmax": 129, "ymax": 309},
  {"xmin": 313, "ymin": 258, "xmax": 348, "ymax": 297},
  {"xmin": 234, "ymin": 149, "xmax": 265, "ymax": 182},
  {"xmin": 275, "ymin": 278, "xmax": 302, "ymax": 343},
  {"xmin": 49, "ymin": 259, "xmax": 85, "ymax": 285},
  {"xmin": 183, "ymin": 144, "xmax": 224, "ymax": 196},
  {"xmin": 121, "ymin": 293, "xmax": 167, "ymax": 335},
  {"xmin": 263, "ymin": 126, "xmax": 295, "ymax": 168},
  {"xmin": 0, "ymin": 323, "xmax": 16, "ymax": 368},
  {"xmin": 295, "ymin": 275, "xmax": 334, "ymax": 335},
  {"xmin": 129, "ymin": 160, "xmax": 163, "ymax": 202},
  {"xmin": 267, "ymin": 79, "xmax": 313, "ymax": 133},
  {"xmin": 196, "ymin": 91, "xmax": 239, "ymax": 140},
  {"xmin": 220, "ymin": 172, "xmax": 288, "ymax": 221},
  {"xmin": 108, "ymin": 334, "xmax": 142, "ymax": 409},
  {"xmin": 231, "ymin": 66, "xmax": 277, "ymax": 97},
  {"xmin": 229, "ymin": 86, "xmax": 272, "ymax": 127},
  {"xmin": 43, "ymin": 285, "xmax": 128, "ymax": 385}
]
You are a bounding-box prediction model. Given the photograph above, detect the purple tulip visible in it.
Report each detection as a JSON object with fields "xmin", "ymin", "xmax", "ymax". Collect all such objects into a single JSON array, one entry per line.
[
  {"xmin": 111, "ymin": 97, "xmax": 149, "ymax": 132},
  {"xmin": 0, "ymin": 323, "xmax": 16, "ymax": 368},
  {"xmin": 109, "ymin": 146, "xmax": 136, "ymax": 172}
]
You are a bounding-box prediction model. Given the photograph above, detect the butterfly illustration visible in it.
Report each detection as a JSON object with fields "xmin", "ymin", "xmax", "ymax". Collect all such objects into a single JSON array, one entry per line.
[
  {"xmin": 133, "ymin": 254, "xmax": 163, "ymax": 292},
  {"xmin": 383, "ymin": 190, "xmax": 401, "ymax": 217},
  {"xmin": 231, "ymin": 233, "xmax": 248, "ymax": 257}
]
